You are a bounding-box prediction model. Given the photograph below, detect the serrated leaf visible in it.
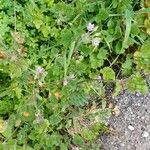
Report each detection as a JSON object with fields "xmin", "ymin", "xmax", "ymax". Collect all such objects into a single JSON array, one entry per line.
[
  {"xmin": 113, "ymin": 80, "xmax": 122, "ymax": 96},
  {"xmin": 97, "ymin": 48, "xmax": 108, "ymax": 60},
  {"xmin": 40, "ymin": 25, "xmax": 50, "ymax": 37},
  {"xmin": 126, "ymin": 73, "xmax": 148, "ymax": 93},
  {"xmin": 45, "ymin": 133, "xmax": 62, "ymax": 147},
  {"xmin": 134, "ymin": 40, "xmax": 150, "ymax": 73},
  {"xmin": 60, "ymin": 143, "xmax": 68, "ymax": 150},
  {"xmin": 33, "ymin": 19, "xmax": 43, "ymax": 29},
  {"xmin": 81, "ymin": 128, "xmax": 97, "ymax": 141},
  {"xmin": 96, "ymin": 8, "xmax": 109, "ymax": 21},
  {"xmin": 90, "ymin": 53, "xmax": 104, "ymax": 69},
  {"xmin": 73, "ymin": 134, "xmax": 84, "ymax": 145},
  {"xmin": 122, "ymin": 55, "xmax": 133, "ymax": 75},
  {"xmin": 70, "ymin": 91, "xmax": 88, "ymax": 106}
]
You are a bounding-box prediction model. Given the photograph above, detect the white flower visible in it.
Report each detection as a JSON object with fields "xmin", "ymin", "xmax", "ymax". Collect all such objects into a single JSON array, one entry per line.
[
  {"xmin": 63, "ymin": 79, "xmax": 68, "ymax": 86},
  {"xmin": 35, "ymin": 112, "xmax": 44, "ymax": 124},
  {"xmin": 69, "ymin": 74, "xmax": 75, "ymax": 80},
  {"xmin": 36, "ymin": 66, "xmax": 44, "ymax": 76},
  {"xmin": 92, "ymin": 38, "xmax": 101, "ymax": 47},
  {"xmin": 97, "ymin": 75, "xmax": 102, "ymax": 80},
  {"xmin": 87, "ymin": 22, "xmax": 95, "ymax": 32}
]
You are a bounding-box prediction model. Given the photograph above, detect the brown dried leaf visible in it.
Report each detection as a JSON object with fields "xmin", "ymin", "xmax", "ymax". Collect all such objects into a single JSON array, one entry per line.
[
  {"xmin": 145, "ymin": 0, "xmax": 150, "ymax": 8},
  {"xmin": 0, "ymin": 119, "xmax": 7, "ymax": 133},
  {"xmin": 0, "ymin": 50, "xmax": 8, "ymax": 59},
  {"xmin": 11, "ymin": 31, "xmax": 25, "ymax": 44},
  {"xmin": 54, "ymin": 92, "xmax": 62, "ymax": 99},
  {"xmin": 18, "ymin": 47, "xmax": 27, "ymax": 56},
  {"xmin": 112, "ymin": 105, "xmax": 121, "ymax": 116},
  {"xmin": 108, "ymin": 102, "xmax": 114, "ymax": 109}
]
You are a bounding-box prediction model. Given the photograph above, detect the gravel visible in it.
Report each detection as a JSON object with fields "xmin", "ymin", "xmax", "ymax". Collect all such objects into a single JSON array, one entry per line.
[{"xmin": 100, "ymin": 80, "xmax": 150, "ymax": 150}]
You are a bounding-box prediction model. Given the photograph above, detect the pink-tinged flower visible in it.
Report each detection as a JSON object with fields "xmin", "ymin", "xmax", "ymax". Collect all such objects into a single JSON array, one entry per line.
[
  {"xmin": 92, "ymin": 38, "xmax": 101, "ymax": 47},
  {"xmin": 87, "ymin": 22, "xmax": 95, "ymax": 32},
  {"xmin": 36, "ymin": 66, "xmax": 44, "ymax": 76}
]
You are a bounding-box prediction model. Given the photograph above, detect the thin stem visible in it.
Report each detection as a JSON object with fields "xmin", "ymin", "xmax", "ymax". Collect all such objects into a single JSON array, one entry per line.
[
  {"xmin": 3, "ymin": 127, "xmax": 19, "ymax": 143},
  {"xmin": 14, "ymin": 0, "xmax": 17, "ymax": 33},
  {"xmin": 64, "ymin": 50, "xmax": 67, "ymax": 82},
  {"xmin": 109, "ymin": 14, "xmax": 124, "ymax": 17},
  {"xmin": 110, "ymin": 54, "xmax": 120, "ymax": 67}
]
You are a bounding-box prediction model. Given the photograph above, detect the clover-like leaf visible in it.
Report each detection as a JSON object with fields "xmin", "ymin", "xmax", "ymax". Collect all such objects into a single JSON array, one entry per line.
[{"xmin": 100, "ymin": 67, "xmax": 115, "ymax": 81}]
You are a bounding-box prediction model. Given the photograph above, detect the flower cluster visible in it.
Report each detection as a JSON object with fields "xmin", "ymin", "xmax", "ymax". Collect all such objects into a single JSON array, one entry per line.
[{"xmin": 86, "ymin": 22, "xmax": 101, "ymax": 47}]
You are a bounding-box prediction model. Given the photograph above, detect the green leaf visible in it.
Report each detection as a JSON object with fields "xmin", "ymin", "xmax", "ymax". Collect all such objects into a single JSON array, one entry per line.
[
  {"xmin": 47, "ymin": 0, "xmax": 54, "ymax": 7},
  {"xmin": 97, "ymin": 48, "xmax": 108, "ymax": 60},
  {"xmin": 122, "ymin": 55, "xmax": 133, "ymax": 75},
  {"xmin": 96, "ymin": 8, "xmax": 109, "ymax": 21},
  {"xmin": 40, "ymin": 25, "xmax": 50, "ymax": 37},
  {"xmin": 121, "ymin": 9, "xmax": 132, "ymax": 52},
  {"xmin": 45, "ymin": 133, "xmax": 62, "ymax": 147},
  {"xmin": 80, "ymin": 44, "xmax": 91, "ymax": 56},
  {"xmin": 33, "ymin": 19, "xmax": 43, "ymax": 29},
  {"xmin": 113, "ymin": 80, "xmax": 122, "ymax": 97},
  {"xmin": 115, "ymin": 41, "xmax": 122, "ymax": 54},
  {"xmin": 49, "ymin": 114, "xmax": 63, "ymax": 126},
  {"xmin": 60, "ymin": 29, "xmax": 73, "ymax": 48},
  {"xmin": 70, "ymin": 91, "xmax": 89, "ymax": 106},
  {"xmin": 131, "ymin": 24, "xmax": 140, "ymax": 36},
  {"xmin": 0, "ymin": 98, "xmax": 14, "ymax": 115},
  {"xmin": 126, "ymin": 73, "xmax": 148, "ymax": 93},
  {"xmin": 134, "ymin": 40, "xmax": 150, "ymax": 73},
  {"xmin": 91, "ymin": 123, "xmax": 108, "ymax": 134},
  {"xmin": 67, "ymin": 41, "xmax": 76, "ymax": 69},
  {"xmin": 60, "ymin": 143, "xmax": 68, "ymax": 150},
  {"xmin": 90, "ymin": 53, "xmax": 104, "ymax": 69},
  {"xmin": 100, "ymin": 67, "xmax": 115, "ymax": 80},
  {"xmin": 82, "ymin": 128, "xmax": 97, "ymax": 141},
  {"xmin": 72, "ymin": 134, "xmax": 84, "ymax": 145}
]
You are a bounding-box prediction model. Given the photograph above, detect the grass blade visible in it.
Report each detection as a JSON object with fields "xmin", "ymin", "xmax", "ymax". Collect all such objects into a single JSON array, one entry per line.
[{"xmin": 122, "ymin": 10, "xmax": 132, "ymax": 50}]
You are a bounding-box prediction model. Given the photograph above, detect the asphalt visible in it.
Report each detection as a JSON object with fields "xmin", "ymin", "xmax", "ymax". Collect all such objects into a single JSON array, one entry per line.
[{"xmin": 100, "ymin": 79, "xmax": 150, "ymax": 150}]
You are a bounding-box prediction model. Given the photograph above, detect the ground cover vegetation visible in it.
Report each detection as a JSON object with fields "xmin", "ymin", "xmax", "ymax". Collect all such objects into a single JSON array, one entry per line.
[{"xmin": 0, "ymin": 0, "xmax": 150, "ymax": 149}]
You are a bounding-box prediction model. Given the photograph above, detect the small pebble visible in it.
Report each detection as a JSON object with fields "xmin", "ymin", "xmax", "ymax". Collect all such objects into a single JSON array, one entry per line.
[
  {"xmin": 137, "ymin": 103, "xmax": 141, "ymax": 106},
  {"xmin": 142, "ymin": 131, "xmax": 149, "ymax": 138},
  {"xmin": 141, "ymin": 116, "xmax": 145, "ymax": 120},
  {"xmin": 128, "ymin": 125, "xmax": 135, "ymax": 131}
]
